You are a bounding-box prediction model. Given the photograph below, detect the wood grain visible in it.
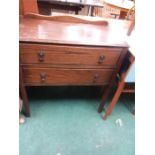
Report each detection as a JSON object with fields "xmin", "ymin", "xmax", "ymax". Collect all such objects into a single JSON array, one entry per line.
[
  {"xmin": 20, "ymin": 44, "xmax": 122, "ymax": 67},
  {"xmin": 19, "ymin": 16, "xmax": 129, "ymax": 47},
  {"xmin": 23, "ymin": 67, "xmax": 114, "ymax": 86}
]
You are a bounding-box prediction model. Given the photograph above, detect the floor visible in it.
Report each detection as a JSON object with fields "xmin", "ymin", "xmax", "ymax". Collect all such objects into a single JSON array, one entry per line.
[{"xmin": 19, "ymin": 86, "xmax": 135, "ymax": 155}]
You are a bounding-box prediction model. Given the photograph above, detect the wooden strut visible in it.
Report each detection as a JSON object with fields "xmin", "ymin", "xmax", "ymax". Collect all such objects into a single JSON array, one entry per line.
[
  {"xmin": 20, "ymin": 66, "xmax": 30, "ymax": 117},
  {"xmin": 98, "ymin": 48, "xmax": 128, "ymax": 113},
  {"xmin": 103, "ymin": 52, "xmax": 135, "ymax": 120}
]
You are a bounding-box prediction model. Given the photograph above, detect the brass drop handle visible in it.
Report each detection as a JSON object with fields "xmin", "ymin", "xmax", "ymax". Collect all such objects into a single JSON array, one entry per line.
[
  {"xmin": 40, "ymin": 72, "xmax": 46, "ymax": 81},
  {"xmin": 38, "ymin": 51, "xmax": 45, "ymax": 62},
  {"xmin": 98, "ymin": 55, "xmax": 105, "ymax": 64},
  {"xmin": 93, "ymin": 74, "xmax": 99, "ymax": 83}
]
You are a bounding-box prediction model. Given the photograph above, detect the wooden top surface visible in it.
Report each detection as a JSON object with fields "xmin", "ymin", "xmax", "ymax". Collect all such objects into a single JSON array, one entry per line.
[{"xmin": 20, "ymin": 14, "xmax": 130, "ymax": 47}]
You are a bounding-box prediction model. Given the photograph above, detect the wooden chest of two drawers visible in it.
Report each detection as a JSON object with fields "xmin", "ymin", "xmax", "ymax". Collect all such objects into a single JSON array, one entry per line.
[
  {"xmin": 20, "ymin": 42, "xmax": 127, "ymax": 116},
  {"xmin": 20, "ymin": 43, "xmax": 122, "ymax": 86},
  {"xmin": 19, "ymin": 15, "xmax": 130, "ymax": 117}
]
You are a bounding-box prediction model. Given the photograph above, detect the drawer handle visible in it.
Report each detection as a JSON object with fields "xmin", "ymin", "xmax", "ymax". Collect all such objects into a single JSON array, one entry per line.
[
  {"xmin": 93, "ymin": 74, "xmax": 99, "ymax": 83},
  {"xmin": 40, "ymin": 73, "xmax": 46, "ymax": 81},
  {"xmin": 38, "ymin": 51, "xmax": 45, "ymax": 62},
  {"xmin": 98, "ymin": 55, "xmax": 105, "ymax": 64}
]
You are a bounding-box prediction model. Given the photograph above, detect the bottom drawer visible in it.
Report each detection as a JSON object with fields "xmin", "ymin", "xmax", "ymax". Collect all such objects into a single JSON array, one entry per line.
[{"xmin": 23, "ymin": 67, "xmax": 114, "ymax": 85}]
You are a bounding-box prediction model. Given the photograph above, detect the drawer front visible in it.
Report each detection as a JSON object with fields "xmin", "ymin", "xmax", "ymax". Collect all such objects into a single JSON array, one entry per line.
[
  {"xmin": 20, "ymin": 44, "xmax": 122, "ymax": 67},
  {"xmin": 23, "ymin": 67, "xmax": 114, "ymax": 85}
]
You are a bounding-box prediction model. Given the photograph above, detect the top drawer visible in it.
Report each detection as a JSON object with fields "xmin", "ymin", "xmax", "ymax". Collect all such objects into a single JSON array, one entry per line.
[{"xmin": 20, "ymin": 44, "xmax": 122, "ymax": 67}]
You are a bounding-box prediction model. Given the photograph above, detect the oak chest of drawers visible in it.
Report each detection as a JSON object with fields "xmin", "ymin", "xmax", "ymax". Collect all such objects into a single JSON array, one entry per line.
[{"xmin": 20, "ymin": 15, "xmax": 129, "ymax": 116}]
